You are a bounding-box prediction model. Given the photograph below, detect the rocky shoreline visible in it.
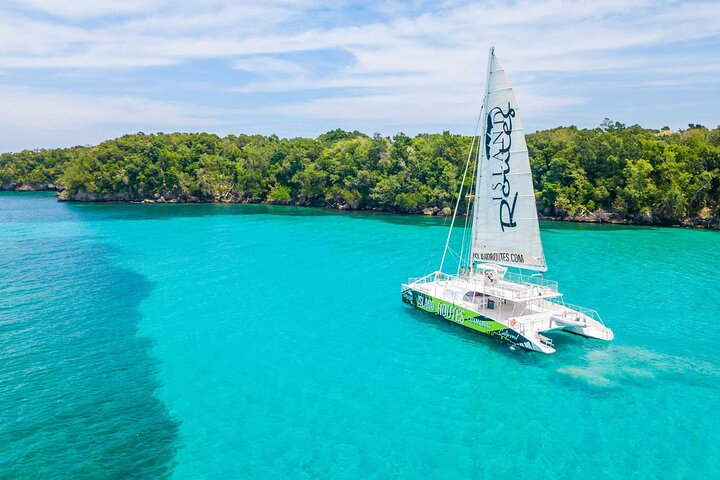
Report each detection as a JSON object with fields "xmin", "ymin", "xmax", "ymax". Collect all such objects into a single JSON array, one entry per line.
[
  {"xmin": 1, "ymin": 182, "xmax": 64, "ymax": 192},
  {"xmin": 2, "ymin": 183, "xmax": 717, "ymax": 230},
  {"xmin": 540, "ymin": 209, "xmax": 719, "ymax": 230},
  {"xmin": 53, "ymin": 189, "xmax": 458, "ymax": 216}
]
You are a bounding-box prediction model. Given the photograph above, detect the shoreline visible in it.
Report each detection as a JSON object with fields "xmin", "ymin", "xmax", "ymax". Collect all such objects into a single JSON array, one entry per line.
[{"xmin": 2, "ymin": 184, "xmax": 718, "ymax": 230}]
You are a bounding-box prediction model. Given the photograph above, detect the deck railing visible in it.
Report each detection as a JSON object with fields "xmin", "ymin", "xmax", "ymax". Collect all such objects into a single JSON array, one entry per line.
[
  {"xmin": 503, "ymin": 272, "xmax": 559, "ymax": 294},
  {"xmin": 407, "ymin": 271, "xmax": 454, "ymax": 285},
  {"xmin": 537, "ymin": 333, "xmax": 554, "ymax": 347},
  {"xmin": 566, "ymin": 303, "xmax": 605, "ymax": 325},
  {"xmin": 407, "ymin": 271, "xmax": 560, "ymax": 301},
  {"xmin": 547, "ymin": 298, "xmax": 605, "ymax": 325}
]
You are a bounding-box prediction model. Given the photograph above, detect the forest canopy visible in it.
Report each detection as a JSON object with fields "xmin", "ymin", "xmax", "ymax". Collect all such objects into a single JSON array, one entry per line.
[{"xmin": 1, "ymin": 123, "xmax": 719, "ymax": 226}]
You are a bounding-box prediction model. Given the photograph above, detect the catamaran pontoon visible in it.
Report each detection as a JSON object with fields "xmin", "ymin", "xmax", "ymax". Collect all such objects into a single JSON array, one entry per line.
[{"xmin": 401, "ymin": 47, "xmax": 613, "ymax": 354}]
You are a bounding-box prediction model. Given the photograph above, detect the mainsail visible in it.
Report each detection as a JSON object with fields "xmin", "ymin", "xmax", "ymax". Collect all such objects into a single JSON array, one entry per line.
[{"xmin": 471, "ymin": 47, "xmax": 547, "ymax": 271}]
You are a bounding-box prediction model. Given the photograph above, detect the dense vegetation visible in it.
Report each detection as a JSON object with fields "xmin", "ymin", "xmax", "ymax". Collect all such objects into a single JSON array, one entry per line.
[{"xmin": 1, "ymin": 123, "xmax": 719, "ymax": 227}]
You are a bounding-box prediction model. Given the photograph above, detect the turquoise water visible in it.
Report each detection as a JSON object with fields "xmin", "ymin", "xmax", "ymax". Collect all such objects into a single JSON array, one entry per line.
[{"xmin": 1, "ymin": 192, "xmax": 719, "ymax": 479}]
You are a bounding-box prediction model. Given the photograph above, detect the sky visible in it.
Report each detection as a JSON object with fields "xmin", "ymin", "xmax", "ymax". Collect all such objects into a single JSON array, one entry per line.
[{"xmin": 1, "ymin": 0, "xmax": 719, "ymax": 152}]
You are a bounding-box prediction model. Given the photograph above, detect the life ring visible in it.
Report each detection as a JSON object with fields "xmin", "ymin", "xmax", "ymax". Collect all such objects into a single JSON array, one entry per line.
[{"xmin": 509, "ymin": 319, "xmax": 516, "ymax": 327}]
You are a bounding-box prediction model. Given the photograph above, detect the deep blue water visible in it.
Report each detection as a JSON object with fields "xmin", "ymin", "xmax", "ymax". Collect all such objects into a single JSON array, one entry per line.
[{"xmin": 1, "ymin": 192, "xmax": 719, "ymax": 479}]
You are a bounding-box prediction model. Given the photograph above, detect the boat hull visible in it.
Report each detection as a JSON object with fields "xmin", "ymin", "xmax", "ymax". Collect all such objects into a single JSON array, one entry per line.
[{"xmin": 401, "ymin": 286, "xmax": 545, "ymax": 352}]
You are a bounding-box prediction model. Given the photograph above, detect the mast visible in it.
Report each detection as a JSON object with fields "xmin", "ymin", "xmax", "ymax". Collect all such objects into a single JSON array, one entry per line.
[
  {"xmin": 467, "ymin": 46, "xmax": 495, "ymax": 271},
  {"xmin": 438, "ymin": 49, "xmax": 494, "ymax": 274}
]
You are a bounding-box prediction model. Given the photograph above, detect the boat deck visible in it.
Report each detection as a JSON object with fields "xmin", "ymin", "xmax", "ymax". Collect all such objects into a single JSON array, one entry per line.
[
  {"xmin": 411, "ymin": 278, "xmax": 548, "ymax": 323},
  {"xmin": 406, "ymin": 272, "xmax": 613, "ymax": 347}
]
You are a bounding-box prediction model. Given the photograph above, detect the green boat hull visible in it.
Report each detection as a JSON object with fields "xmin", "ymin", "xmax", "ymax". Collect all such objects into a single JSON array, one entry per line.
[{"xmin": 401, "ymin": 287, "xmax": 534, "ymax": 349}]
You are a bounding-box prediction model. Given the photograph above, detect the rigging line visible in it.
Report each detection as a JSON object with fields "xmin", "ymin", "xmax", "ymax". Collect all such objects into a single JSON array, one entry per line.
[
  {"xmin": 439, "ymin": 110, "xmax": 483, "ymax": 274},
  {"xmin": 422, "ymin": 197, "xmax": 455, "ymax": 278},
  {"xmin": 445, "ymin": 247, "xmax": 465, "ymax": 264},
  {"xmin": 464, "ymin": 139, "xmax": 479, "ymax": 260},
  {"xmin": 456, "ymin": 133, "xmax": 478, "ymax": 274},
  {"xmin": 459, "ymin": 134, "xmax": 478, "ymax": 267},
  {"xmin": 468, "ymin": 49, "xmax": 495, "ymax": 269},
  {"xmin": 457, "ymin": 133, "xmax": 479, "ymax": 274},
  {"xmin": 441, "ymin": 46, "xmax": 492, "ymax": 275}
]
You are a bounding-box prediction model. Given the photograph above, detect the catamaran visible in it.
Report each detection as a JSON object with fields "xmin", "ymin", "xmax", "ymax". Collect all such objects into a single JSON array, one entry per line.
[{"xmin": 401, "ymin": 47, "xmax": 613, "ymax": 354}]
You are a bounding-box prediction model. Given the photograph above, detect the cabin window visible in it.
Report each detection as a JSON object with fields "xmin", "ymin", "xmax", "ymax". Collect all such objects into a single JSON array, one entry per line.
[{"xmin": 463, "ymin": 291, "xmax": 485, "ymax": 304}]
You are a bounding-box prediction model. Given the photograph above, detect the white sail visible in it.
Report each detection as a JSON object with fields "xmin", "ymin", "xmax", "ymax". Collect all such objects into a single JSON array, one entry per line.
[{"xmin": 472, "ymin": 48, "xmax": 547, "ymax": 271}]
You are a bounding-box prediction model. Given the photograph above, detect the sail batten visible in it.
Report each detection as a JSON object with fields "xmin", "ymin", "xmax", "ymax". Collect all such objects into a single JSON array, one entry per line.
[{"xmin": 471, "ymin": 48, "xmax": 547, "ymax": 272}]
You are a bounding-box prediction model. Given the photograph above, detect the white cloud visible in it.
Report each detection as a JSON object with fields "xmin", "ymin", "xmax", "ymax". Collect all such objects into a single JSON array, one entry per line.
[
  {"xmin": 2, "ymin": 0, "xmax": 717, "ymax": 71},
  {"xmin": 0, "ymin": 87, "xmax": 230, "ymax": 150},
  {"xmin": 0, "ymin": 0, "xmax": 719, "ymax": 148},
  {"xmin": 0, "ymin": 87, "xmax": 226, "ymax": 129},
  {"xmin": 259, "ymin": 87, "xmax": 583, "ymax": 129},
  {"xmin": 231, "ymin": 56, "xmax": 306, "ymax": 76},
  {"xmin": 14, "ymin": 0, "xmax": 170, "ymax": 20}
]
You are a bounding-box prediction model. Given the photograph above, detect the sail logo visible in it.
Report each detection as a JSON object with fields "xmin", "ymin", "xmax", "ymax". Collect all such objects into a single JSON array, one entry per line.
[
  {"xmin": 485, "ymin": 102, "xmax": 518, "ymax": 231},
  {"xmin": 474, "ymin": 251, "xmax": 525, "ymax": 264}
]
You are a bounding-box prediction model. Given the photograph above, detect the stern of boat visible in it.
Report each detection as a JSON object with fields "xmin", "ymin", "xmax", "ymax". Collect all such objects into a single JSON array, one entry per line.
[
  {"xmin": 561, "ymin": 322, "xmax": 614, "ymax": 341},
  {"xmin": 550, "ymin": 305, "xmax": 614, "ymax": 341}
]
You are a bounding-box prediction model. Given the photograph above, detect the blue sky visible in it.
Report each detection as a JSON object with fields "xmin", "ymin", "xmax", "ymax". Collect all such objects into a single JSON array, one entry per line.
[{"xmin": 1, "ymin": 0, "xmax": 719, "ymax": 152}]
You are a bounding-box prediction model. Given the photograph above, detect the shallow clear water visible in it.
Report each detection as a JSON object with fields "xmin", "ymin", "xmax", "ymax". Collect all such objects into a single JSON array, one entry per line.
[{"xmin": 1, "ymin": 192, "xmax": 719, "ymax": 479}]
